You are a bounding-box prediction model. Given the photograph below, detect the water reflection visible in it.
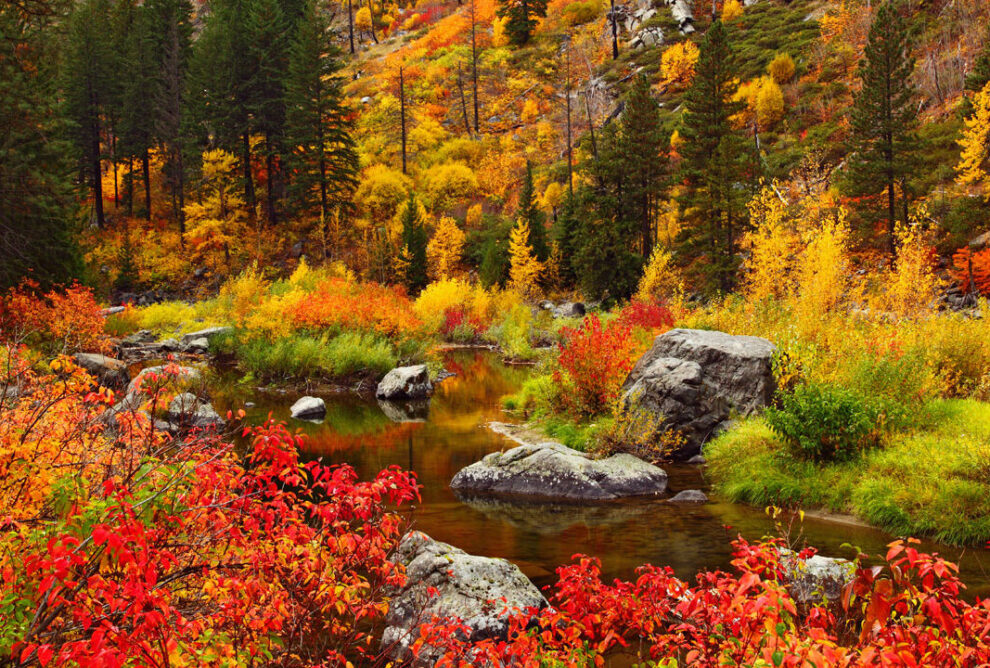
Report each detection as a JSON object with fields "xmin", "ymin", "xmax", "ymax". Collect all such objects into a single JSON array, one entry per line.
[{"xmin": 213, "ymin": 350, "xmax": 990, "ymax": 598}]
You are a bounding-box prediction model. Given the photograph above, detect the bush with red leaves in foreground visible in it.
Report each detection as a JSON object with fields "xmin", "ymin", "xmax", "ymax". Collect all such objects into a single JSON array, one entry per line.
[{"xmin": 418, "ymin": 536, "xmax": 990, "ymax": 667}]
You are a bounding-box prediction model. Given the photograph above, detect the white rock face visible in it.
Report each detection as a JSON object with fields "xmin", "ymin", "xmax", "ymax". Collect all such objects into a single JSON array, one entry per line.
[
  {"xmin": 382, "ymin": 531, "xmax": 547, "ymax": 664},
  {"xmin": 180, "ymin": 326, "xmax": 233, "ymax": 346},
  {"xmin": 290, "ymin": 396, "xmax": 326, "ymax": 420},
  {"xmin": 450, "ymin": 441, "xmax": 668, "ymax": 501},
  {"xmin": 376, "ymin": 364, "xmax": 433, "ymax": 400}
]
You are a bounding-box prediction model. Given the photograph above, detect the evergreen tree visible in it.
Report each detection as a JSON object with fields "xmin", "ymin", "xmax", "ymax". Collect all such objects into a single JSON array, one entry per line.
[
  {"xmin": 676, "ymin": 19, "xmax": 747, "ymax": 294},
  {"xmin": 399, "ymin": 193, "xmax": 428, "ymax": 293},
  {"xmin": 553, "ymin": 192, "xmax": 580, "ymax": 287},
  {"xmin": 618, "ymin": 73, "xmax": 668, "ymax": 259},
  {"xmin": 284, "ymin": 0, "xmax": 359, "ymax": 242},
  {"xmin": 0, "ymin": 4, "xmax": 82, "ymax": 287},
  {"xmin": 845, "ymin": 0, "xmax": 917, "ymax": 265},
  {"xmin": 496, "ymin": 0, "xmax": 547, "ymax": 45},
  {"xmin": 117, "ymin": 0, "xmax": 157, "ymax": 218},
  {"xmin": 479, "ymin": 219, "xmax": 513, "ymax": 288},
  {"xmin": 517, "ymin": 161, "xmax": 549, "ymax": 262},
  {"xmin": 965, "ymin": 28, "xmax": 990, "ymax": 95},
  {"xmin": 62, "ymin": 0, "xmax": 117, "ymax": 228}
]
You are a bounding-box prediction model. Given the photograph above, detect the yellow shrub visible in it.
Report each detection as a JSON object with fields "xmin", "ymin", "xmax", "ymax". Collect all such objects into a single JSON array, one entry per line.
[
  {"xmin": 768, "ymin": 52, "xmax": 796, "ymax": 83},
  {"xmin": 660, "ymin": 41, "xmax": 700, "ymax": 88},
  {"xmin": 794, "ymin": 209, "xmax": 851, "ymax": 329},
  {"xmin": 636, "ymin": 245, "xmax": 683, "ymax": 305},
  {"xmin": 218, "ymin": 265, "xmax": 270, "ymax": 328},
  {"xmin": 414, "ymin": 278, "xmax": 472, "ymax": 331},
  {"xmin": 722, "ymin": 0, "xmax": 743, "ymax": 21},
  {"xmin": 742, "ymin": 185, "xmax": 797, "ymax": 303},
  {"xmin": 869, "ymin": 205, "xmax": 943, "ymax": 318}
]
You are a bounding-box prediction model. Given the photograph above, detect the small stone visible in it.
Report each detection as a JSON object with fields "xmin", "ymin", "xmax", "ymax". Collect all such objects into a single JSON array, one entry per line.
[
  {"xmin": 667, "ymin": 489, "xmax": 708, "ymax": 503},
  {"xmin": 167, "ymin": 392, "xmax": 225, "ymax": 429},
  {"xmin": 291, "ymin": 396, "xmax": 326, "ymax": 420},
  {"xmin": 687, "ymin": 454, "xmax": 707, "ymax": 465}
]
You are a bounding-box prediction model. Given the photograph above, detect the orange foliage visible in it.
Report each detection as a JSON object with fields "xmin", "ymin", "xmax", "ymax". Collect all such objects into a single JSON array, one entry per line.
[
  {"xmin": 0, "ymin": 282, "xmax": 109, "ymax": 355},
  {"xmin": 289, "ymin": 278, "xmax": 425, "ymax": 338},
  {"xmin": 950, "ymin": 247, "xmax": 990, "ymax": 295}
]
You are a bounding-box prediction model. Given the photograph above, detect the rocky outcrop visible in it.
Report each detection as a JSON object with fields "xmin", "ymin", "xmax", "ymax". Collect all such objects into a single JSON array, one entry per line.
[
  {"xmin": 376, "ymin": 364, "xmax": 433, "ymax": 400},
  {"xmin": 667, "ymin": 489, "xmax": 708, "ymax": 503},
  {"xmin": 180, "ymin": 326, "xmax": 232, "ymax": 346},
  {"xmin": 539, "ymin": 300, "xmax": 586, "ymax": 319},
  {"xmin": 290, "ymin": 396, "xmax": 326, "ymax": 420},
  {"xmin": 166, "ymin": 392, "xmax": 225, "ymax": 429},
  {"xmin": 622, "ymin": 328, "xmax": 776, "ymax": 459},
  {"xmin": 450, "ymin": 441, "xmax": 668, "ymax": 501},
  {"xmin": 667, "ymin": 0, "xmax": 694, "ymax": 33},
  {"xmin": 382, "ymin": 531, "xmax": 546, "ymax": 664},
  {"xmin": 780, "ymin": 549, "xmax": 856, "ymax": 606},
  {"xmin": 73, "ymin": 353, "xmax": 130, "ymax": 389}
]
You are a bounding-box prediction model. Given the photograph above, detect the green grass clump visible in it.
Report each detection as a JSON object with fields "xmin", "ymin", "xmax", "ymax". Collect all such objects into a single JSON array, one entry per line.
[
  {"xmin": 707, "ymin": 399, "xmax": 990, "ymax": 546},
  {"xmin": 233, "ymin": 332, "xmax": 399, "ymax": 382}
]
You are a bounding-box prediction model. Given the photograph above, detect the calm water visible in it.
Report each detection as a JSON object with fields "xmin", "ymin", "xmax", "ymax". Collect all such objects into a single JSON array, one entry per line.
[{"xmin": 212, "ymin": 350, "xmax": 990, "ymax": 597}]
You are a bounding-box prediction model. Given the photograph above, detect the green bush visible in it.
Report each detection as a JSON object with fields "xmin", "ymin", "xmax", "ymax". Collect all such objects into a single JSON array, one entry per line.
[
  {"xmin": 764, "ymin": 382, "xmax": 889, "ymax": 462},
  {"xmin": 233, "ymin": 332, "xmax": 398, "ymax": 381}
]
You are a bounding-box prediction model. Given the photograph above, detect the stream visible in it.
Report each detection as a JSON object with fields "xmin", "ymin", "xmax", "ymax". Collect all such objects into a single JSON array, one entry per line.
[{"xmin": 210, "ymin": 349, "xmax": 990, "ymax": 598}]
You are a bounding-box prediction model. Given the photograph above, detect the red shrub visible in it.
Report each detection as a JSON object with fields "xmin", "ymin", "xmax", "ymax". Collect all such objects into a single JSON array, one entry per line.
[
  {"xmin": 0, "ymin": 281, "xmax": 108, "ymax": 354},
  {"xmin": 554, "ymin": 315, "xmax": 637, "ymax": 416},
  {"xmin": 950, "ymin": 247, "xmax": 990, "ymax": 296},
  {"xmin": 617, "ymin": 298, "xmax": 675, "ymax": 332}
]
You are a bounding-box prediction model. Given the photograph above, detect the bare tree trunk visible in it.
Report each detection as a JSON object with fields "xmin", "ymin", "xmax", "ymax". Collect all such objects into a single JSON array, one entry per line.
[
  {"xmin": 457, "ymin": 62, "xmax": 472, "ymax": 135},
  {"xmin": 400, "ymin": 66, "xmax": 407, "ymax": 174},
  {"xmin": 471, "ymin": 0, "xmax": 480, "ymax": 134},
  {"xmin": 348, "ymin": 0, "xmax": 355, "ymax": 53}
]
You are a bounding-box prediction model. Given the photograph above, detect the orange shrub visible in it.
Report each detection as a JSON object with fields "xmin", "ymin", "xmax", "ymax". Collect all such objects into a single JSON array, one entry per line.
[
  {"xmin": 289, "ymin": 278, "xmax": 424, "ymax": 339},
  {"xmin": 0, "ymin": 282, "xmax": 109, "ymax": 354}
]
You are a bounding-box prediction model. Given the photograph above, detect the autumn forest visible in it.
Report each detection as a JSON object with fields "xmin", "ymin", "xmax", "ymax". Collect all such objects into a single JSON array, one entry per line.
[{"xmin": 5, "ymin": 0, "xmax": 990, "ymax": 664}]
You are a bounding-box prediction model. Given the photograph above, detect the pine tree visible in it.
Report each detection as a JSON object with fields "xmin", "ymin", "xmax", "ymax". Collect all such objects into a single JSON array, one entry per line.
[
  {"xmin": 284, "ymin": 0, "xmax": 359, "ymax": 244},
  {"xmin": 399, "ymin": 193, "xmax": 428, "ymax": 292},
  {"xmin": 62, "ymin": 0, "xmax": 117, "ymax": 228},
  {"xmin": 845, "ymin": 0, "xmax": 917, "ymax": 265},
  {"xmin": 117, "ymin": 0, "xmax": 157, "ymax": 219},
  {"xmin": 517, "ymin": 161, "xmax": 549, "ymax": 262},
  {"xmin": 496, "ymin": 0, "xmax": 547, "ymax": 45},
  {"xmin": 965, "ymin": 28, "xmax": 990, "ymax": 95},
  {"xmin": 618, "ymin": 73, "xmax": 668, "ymax": 259},
  {"xmin": 0, "ymin": 5, "xmax": 82, "ymax": 287},
  {"xmin": 553, "ymin": 192, "xmax": 581, "ymax": 287},
  {"xmin": 676, "ymin": 19, "xmax": 747, "ymax": 294}
]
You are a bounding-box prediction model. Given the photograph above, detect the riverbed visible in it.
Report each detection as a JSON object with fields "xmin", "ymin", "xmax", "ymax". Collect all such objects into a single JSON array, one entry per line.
[{"xmin": 211, "ymin": 349, "xmax": 990, "ymax": 598}]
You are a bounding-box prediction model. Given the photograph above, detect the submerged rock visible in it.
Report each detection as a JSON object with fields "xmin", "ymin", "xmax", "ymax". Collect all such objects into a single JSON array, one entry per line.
[
  {"xmin": 622, "ymin": 328, "xmax": 776, "ymax": 459},
  {"xmin": 290, "ymin": 396, "xmax": 326, "ymax": 420},
  {"xmin": 376, "ymin": 364, "xmax": 433, "ymax": 400},
  {"xmin": 378, "ymin": 399, "xmax": 430, "ymax": 423},
  {"xmin": 167, "ymin": 392, "xmax": 225, "ymax": 429},
  {"xmin": 382, "ymin": 531, "xmax": 546, "ymax": 664},
  {"xmin": 73, "ymin": 352, "xmax": 130, "ymax": 389},
  {"xmin": 450, "ymin": 441, "xmax": 668, "ymax": 501},
  {"xmin": 667, "ymin": 489, "xmax": 708, "ymax": 503}
]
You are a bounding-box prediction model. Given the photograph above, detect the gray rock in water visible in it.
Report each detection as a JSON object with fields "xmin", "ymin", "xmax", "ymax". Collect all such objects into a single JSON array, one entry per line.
[
  {"xmin": 687, "ymin": 454, "xmax": 707, "ymax": 465},
  {"xmin": 290, "ymin": 396, "xmax": 326, "ymax": 420},
  {"xmin": 780, "ymin": 549, "xmax": 855, "ymax": 605},
  {"xmin": 180, "ymin": 326, "xmax": 232, "ymax": 346},
  {"xmin": 167, "ymin": 392, "xmax": 225, "ymax": 429},
  {"xmin": 450, "ymin": 442, "xmax": 668, "ymax": 501},
  {"xmin": 667, "ymin": 489, "xmax": 708, "ymax": 503},
  {"xmin": 73, "ymin": 353, "xmax": 130, "ymax": 389},
  {"xmin": 376, "ymin": 364, "xmax": 433, "ymax": 400},
  {"xmin": 622, "ymin": 328, "xmax": 776, "ymax": 459},
  {"xmin": 382, "ymin": 531, "xmax": 546, "ymax": 664}
]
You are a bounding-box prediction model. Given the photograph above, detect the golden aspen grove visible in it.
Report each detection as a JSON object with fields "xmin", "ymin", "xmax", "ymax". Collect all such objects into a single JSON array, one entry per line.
[{"xmin": 6, "ymin": 0, "xmax": 990, "ymax": 664}]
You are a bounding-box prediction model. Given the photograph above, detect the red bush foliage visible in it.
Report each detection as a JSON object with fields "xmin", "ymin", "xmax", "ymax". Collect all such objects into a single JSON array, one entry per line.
[
  {"xmin": 616, "ymin": 298, "xmax": 675, "ymax": 332},
  {"xmin": 554, "ymin": 315, "xmax": 637, "ymax": 416},
  {"xmin": 950, "ymin": 247, "xmax": 990, "ymax": 296},
  {"xmin": 0, "ymin": 281, "xmax": 108, "ymax": 354}
]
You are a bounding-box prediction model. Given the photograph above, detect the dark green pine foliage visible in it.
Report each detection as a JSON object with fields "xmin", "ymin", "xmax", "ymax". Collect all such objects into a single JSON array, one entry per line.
[
  {"xmin": 0, "ymin": 5, "xmax": 82, "ymax": 287},
  {"xmin": 965, "ymin": 28, "xmax": 990, "ymax": 94},
  {"xmin": 478, "ymin": 218, "xmax": 513, "ymax": 288},
  {"xmin": 845, "ymin": 0, "xmax": 917, "ymax": 264},
  {"xmin": 188, "ymin": 0, "xmax": 258, "ymax": 221},
  {"xmin": 552, "ymin": 192, "xmax": 580, "ymax": 287},
  {"xmin": 400, "ymin": 193, "xmax": 428, "ymax": 293},
  {"xmin": 676, "ymin": 19, "xmax": 747, "ymax": 295},
  {"xmin": 572, "ymin": 123, "xmax": 643, "ymax": 302},
  {"xmin": 146, "ymin": 0, "xmax": 194, "ymax": 233},
  {"xmin": 617, "ymin": 73, "xmax": 667, "ymax": 260},
  {"xmin": 62, "ymin": 0, "xmax": 117, "ymax": 229},
  {"xmin": 284, "ymin": 0, "xmax": 359, "ymax": 244},
  {"xmin": 496, "ymin": 0, "xmax": 547, "ymax": 45},
  {"xmin": 517, "ymin": 161, "xmax": 549, "ymax": 262},
  {"xmin": 117, "ymin": 0, "xmax": 156, "ymax": 218}
]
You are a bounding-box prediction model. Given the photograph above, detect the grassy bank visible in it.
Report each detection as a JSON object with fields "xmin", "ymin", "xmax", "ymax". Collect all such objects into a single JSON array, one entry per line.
[{"xmin": 707, "ymin": 400, "xmax": 990, "ymax": 545}]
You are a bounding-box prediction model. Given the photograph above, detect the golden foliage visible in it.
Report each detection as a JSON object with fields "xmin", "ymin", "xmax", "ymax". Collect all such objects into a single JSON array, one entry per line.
[
  {"xmin": 508, "ymin": 218, "xmax": 543, "ymax": 295},
  {"xmin": 722, "ymin": 0, "xmax": 743, "ymax": 21},
  {"xmin": 870, "ymin": 205, "xmax": 943, "ymax": 318},
  {"xmin": 636, "ymin": 245, "xmax": 683, "ymax": 305},
  {"xmin": 183, "ymin": 149, "xmax": 246, "ymax": 270},
  {"xmin": 795, "ymin": 206, "xmax": 851, "ymax": 323},
  {"xmin": 660, "ymin": 41, "xmax": 700, "ymax": 88},
  {"xmin": 742, "ymin": 186, "xmax": 798, "ymax": 303},
  {"xmin": 956, "ymin": 82, "xmax": 990, "ymax": 196},
  {"xmin": 427, "ymin": 215, "xmax": 466, "ymax": 279},
  {"xmin": 768, "ymin": 52, "xmax": 796, "ymax": 84},
  {"xmin": 421, "ymin": 161, "xmax": 479, "ymax": 212}
]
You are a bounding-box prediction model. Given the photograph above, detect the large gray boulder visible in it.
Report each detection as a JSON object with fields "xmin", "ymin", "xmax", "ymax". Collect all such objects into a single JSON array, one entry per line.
[
  {"xmin": 73, "ymin": 353, "xmax": 129, "ymax": 389},
  {"xmin": 376, "ymin": 364, "xmax": 433, "ymax": 400},
  {"xmin": 450, "ymin": 441, "xmax": 668, "ymax": 501},
  {"xmin": 622, "ymin": 328, "xmax": 776, "ymax": 459},
  {"xmin": 382, "ymin": 531, "xmax": 546, "ymax": 664},
  {"xmin": 167, "ymin": 392, "xmax": 225, "ymax": 429},
  {"xmin": 180, "ymin": 326, "xmax": 232, "ymax": 346}
]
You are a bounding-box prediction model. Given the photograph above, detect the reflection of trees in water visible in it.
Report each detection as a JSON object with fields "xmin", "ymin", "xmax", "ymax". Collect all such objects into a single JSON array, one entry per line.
[
  {"xmin": 303, "ymin": 420, "xmax": 423, "ymax": 456},
  {"xmin": 431, "ymin": 350, "xmax": 531, "ymax": 419}
]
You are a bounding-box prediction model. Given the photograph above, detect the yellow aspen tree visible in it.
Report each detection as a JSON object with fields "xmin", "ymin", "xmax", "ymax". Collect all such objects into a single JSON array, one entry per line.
[
  {"xmin": 722, "ymin": 0, "xmax": 744, "ymax": 21},
  {"xmin": 755, "ymin": 77, "xmax": 785, "ymax": 128},
  {"xmin": 636, "ymin": 245, "xmax": 683, "ymax": 304},
  {"xmin": 742, "ymin": 185, "xmax": 797, "ymax": 303},
  {"xmin": 956, "ymin": 81, "xmax": 990, "ymax": 196},
  {"xmin": 508, "ymin": 218, "xmax": 543, "ymax": 296},
  {"xmin": 874, "ymin": 204, "xmax": 942, "ymax": 317},
  {"xmin": 427, "ymin": 215, "xmax": 466, "ymax": 280},
  {"xmin": 794, "ymin": 206, "xmax": 851, "ymax": 324},
  {"xmin": 183, "ymin": 149, "xmax": 245, "ymax": 270},
  {"xmin": 660, "ymin": 41, "xmax": 700, "ymax": 88},
  {"xmin": 768, "ymin": 52, "xmax": 796, "ymax": 83}
]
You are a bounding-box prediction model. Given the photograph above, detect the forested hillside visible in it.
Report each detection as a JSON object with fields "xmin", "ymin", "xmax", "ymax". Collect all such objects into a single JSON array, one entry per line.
[{"xmin": 7, "ymin": 0, "xmax": 990, "ymax": 665}]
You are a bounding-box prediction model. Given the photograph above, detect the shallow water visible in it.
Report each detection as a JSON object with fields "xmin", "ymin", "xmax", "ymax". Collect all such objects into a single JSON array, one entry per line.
[{"xmin": 212, "ymin": 349, "xmax": 990, "ymax": 597}]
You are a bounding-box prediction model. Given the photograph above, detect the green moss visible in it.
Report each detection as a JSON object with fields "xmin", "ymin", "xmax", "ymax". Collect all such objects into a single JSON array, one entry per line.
[{"xmin": 707, "ymin": 400, "xmax": 990, "ymax": 546}]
